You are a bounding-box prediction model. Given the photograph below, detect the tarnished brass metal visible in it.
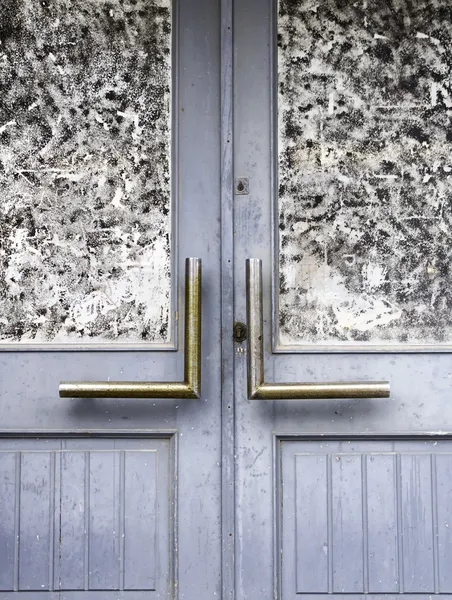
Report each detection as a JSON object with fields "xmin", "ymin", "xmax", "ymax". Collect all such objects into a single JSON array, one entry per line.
[
  {"xmin": 246, "ymin": 258, "xmax": 390, "ymax": 400},
  {"xmin": 59, "ymin": 258, "xmax": 202, "ymax": 399}
]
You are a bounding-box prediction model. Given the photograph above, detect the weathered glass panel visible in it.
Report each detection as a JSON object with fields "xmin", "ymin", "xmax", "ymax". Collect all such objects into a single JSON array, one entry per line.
[
  {"xmin": 0, "ymin": 0, "xmax": 172, "ymax": 344},
  {"xmin": 278, "ymin": 0, "xmax": 452, "ymax": 346}
]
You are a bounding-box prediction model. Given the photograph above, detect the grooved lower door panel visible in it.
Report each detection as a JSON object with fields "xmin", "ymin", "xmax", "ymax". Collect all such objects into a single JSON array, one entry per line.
[
  {"xmin": 0, "ymin": 438, "xmax": 172, "ymax": 598},
  {"xmin": 280, "ymin": 440, "xmax": 452, "ymax": 598}
]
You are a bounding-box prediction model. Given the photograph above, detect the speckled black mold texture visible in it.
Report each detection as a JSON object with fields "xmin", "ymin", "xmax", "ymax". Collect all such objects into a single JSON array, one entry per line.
[
  {"xmin": 278, "ymin": 0, "xmax": 452, "ymax": 346},
  {"xmin": 0, "ymin": 0, "xmax": 172, "ymax": 344}
]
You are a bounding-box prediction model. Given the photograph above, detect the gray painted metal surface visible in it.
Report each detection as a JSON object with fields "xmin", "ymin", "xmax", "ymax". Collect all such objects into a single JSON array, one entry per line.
[
  {"xmin": 2, "ymin": 0, "xmax": 452, "ymax": 598},
  {"xmin": 233, "ymin": 0, "xmax": 452, "ymax": 598},
  {"xmin": 0, "ymin": 0, "xmax": 222, "ymax": 597},
  {"xmin": 280, "ymin": 439, "xmax": 452, "ymax": 597},
  {"xmin": 220, "ymin": 0, "xmax": 235, "ymax": 598},
  {"xmin": 0, "ymin": 438, "xmax": 171, "ymax": 594}
]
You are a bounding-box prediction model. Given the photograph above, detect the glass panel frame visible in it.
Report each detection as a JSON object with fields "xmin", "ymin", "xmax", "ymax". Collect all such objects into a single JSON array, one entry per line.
[
  {"xmin": 271, "ymin": 0, "xmax": 452, "ymax": 353},
  {"xmin": 0, "ymin": 0, "xmax": 180, "ymax": 351}
]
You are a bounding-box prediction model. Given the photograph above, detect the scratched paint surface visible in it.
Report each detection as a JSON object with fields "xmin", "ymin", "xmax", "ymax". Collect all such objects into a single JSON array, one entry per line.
[
  {"xmin": 278, "ymin": 0, "xmax": 452, "ymax": 346},
  {"xmin": 0, "ymin": 0, "xmax": 171, "ymax": 344}
]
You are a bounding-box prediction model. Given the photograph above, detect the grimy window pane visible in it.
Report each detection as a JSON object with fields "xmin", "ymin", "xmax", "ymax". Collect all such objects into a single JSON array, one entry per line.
[
  {"xmin": 0, "ymin": 0, "xmax": 172, "ymax": 344},
  {"xmin": 278, "ymin": 0, "xmax": 452, "ymax": 346}
]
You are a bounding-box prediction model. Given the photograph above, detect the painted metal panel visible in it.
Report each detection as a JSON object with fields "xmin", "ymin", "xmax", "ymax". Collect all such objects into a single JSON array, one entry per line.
[
  {"xmin": 366, "ymin": 454, "xmax": 398, "ymax": 592},
  {"xmin": 0, "ymin": 452, "xmax": 17, "ymax": 590},
  {"xmin": 0, "ymin": 0, "xmax": 222, "ymax": 597},
  {"xmin": 19, "ymin": 452, "xmax": 52, "ymax": 590},
  {"xmin": 294, "ymin": 454, "xmax": 328, "ymax": 592},
  {"xmin": 435, "ymin": 454, "xmax": 452, "ymax": 592},
  {"xmin": 0, "ymin": 439, "xmax": 170, "ymax": 596},
  {"xmin": 123, "ymin": 451, "xmax": 158, "ymax": 590},
  {"xmin": 281, "ymin": 441, "xmax": 452, "ymax": 598}
]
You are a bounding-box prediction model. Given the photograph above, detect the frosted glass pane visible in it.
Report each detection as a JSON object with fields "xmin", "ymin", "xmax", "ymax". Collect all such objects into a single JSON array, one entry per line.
[
  {"xmin": 0, "ymin": 0, "xmax": 172, "ymax": 344},
  {"xmin": 278, "ymin": 0, "xmax": 452, "ymax": 346}
]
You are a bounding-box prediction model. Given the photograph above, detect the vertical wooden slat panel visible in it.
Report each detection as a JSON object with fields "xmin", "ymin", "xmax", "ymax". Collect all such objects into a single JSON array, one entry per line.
[
  {"xmin": 59, "ymin": 452, "xmax": 86, "ymax": 590},
  {"xmin": 52, "ymin": 451, "xmax": 61, "ymax": 591},
  {"xmin": 19, "ymin": 452, "xmax": 52, "ymax": 590},
  {"xmin": 431, "ymin": 454, "xmax": 440, "ymax": 594},
  {"xmin": 84, "ymin": 451, "xmax": 90, "ymax": 591},
  {"xmin": 48, "ymin": 452, "xmax": 56, "ymax": 591},
  {"xmin": 326, "ymin": 454, "xmax": 333, "ymax": 593},
  {"xmin": 13, "ymin": 452, "xmax": 20, "ymax": 591},
  {"xmin": 89, "ymin": 451, "xmax": 120, "ymax": 590},
  {"xmin": 331, "ymin": 454, "xmax": 363, "ymax": 593},
  {"xmin": 119, "ymin": 450, "xmax": 126, "ymax": 591},
  {"xmin": 435, "ymin": 453, "xmax": 452, "ymax": 592},
  {"xmin": 294, "ymin": 454, "xmax": 328, "ymax": 593},
  {"xmin": 401, "ymin": 454, "xmax": 435, "ymax": 592},
  {"xmin": 361, "ymin": 455, "xmax": 369, "ymax": 593},
  {"xmin": 283, "ymin": 442, "xmax": 452, "ymax": 597},
  {"xmin": 124, "ymin": 451, "xmax": 158, "ymax": 590},
  {"xmin": 0, "ymin": 452, "xmax": 16, "ymax": 590},
  {"xmin": 367, "ymin": 454, "xmax": 398, "ymax": 592},
  {"xmin": 396, "ymin": 452, "xmax": 404, "ymax": 593},
  {"xmin": 0, "ymin": 439, "xmax": 170, "ymax": 594}
]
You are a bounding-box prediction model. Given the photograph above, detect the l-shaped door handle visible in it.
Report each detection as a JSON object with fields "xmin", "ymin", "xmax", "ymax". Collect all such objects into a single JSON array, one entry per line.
[
  {"xmin": 246, "ymin": 259, "xmax": 390, "ymax": 399},
  {"xmin": 59, "ymin": 258, "xmax": 201, "ymax": 399}
]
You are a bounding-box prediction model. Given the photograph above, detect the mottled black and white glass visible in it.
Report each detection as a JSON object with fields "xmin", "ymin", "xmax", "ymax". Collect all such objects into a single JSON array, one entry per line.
[
  {"xmin": 0, "ymin": 0, "xmax": 172, "ymax": 345},
  {"xmin": 277, "ymin": 0, "xmax": 452, "ymax": 348}
]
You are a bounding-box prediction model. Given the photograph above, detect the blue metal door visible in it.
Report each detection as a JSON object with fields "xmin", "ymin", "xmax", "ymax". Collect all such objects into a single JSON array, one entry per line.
[
  {"xmin": 3, "ymin": 0, "xmax": 452, "ymax": 598},
  {"xmin": 0, "ymin": 0, "xmax": 222, "ymax": 597},
  {"xmin": 233, "ymin": 0, "xmax": 452, "ymax": 597}
]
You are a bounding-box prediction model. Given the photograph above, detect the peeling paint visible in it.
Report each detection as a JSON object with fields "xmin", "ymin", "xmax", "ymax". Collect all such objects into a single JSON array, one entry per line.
[
  {"xmin": 278, "ymin": 0, "xmax": 452, "ymax": 346},
  {"xmin": 0, "ymin": 0, "xmax": 172, "ymax": 344}
]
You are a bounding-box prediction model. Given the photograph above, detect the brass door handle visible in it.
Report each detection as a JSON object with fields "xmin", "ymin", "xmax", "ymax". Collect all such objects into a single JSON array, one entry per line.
[
  {"xmin": 246, "ymin": 259, "xmax": 390, "ymax": 400},
  {"xmin": 59, "ymin": 258, "xmax": 201, "ymax": 399}
]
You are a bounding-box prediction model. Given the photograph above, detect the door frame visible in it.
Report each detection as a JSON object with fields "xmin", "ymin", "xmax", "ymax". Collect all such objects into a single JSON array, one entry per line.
[{"xmin": 219, "ymin": 1, "xmax": 235, "ymax": 599}]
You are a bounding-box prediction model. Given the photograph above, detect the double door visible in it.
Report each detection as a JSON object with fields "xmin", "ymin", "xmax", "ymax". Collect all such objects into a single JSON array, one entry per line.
[{"xmin": 1, "ymin": 0, "xmax": 452, "ymax": 598}]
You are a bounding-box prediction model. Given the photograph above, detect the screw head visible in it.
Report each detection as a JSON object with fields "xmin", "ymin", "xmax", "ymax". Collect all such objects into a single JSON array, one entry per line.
[{"xmin": 235, "ymin": 178, "xmax": 249, "ymax": 195}]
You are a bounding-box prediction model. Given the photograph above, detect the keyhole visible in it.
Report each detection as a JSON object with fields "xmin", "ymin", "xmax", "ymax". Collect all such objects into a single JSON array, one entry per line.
[{"xmin": 233, "ymin": 321, "xmax": 247, "ymax": 343}]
